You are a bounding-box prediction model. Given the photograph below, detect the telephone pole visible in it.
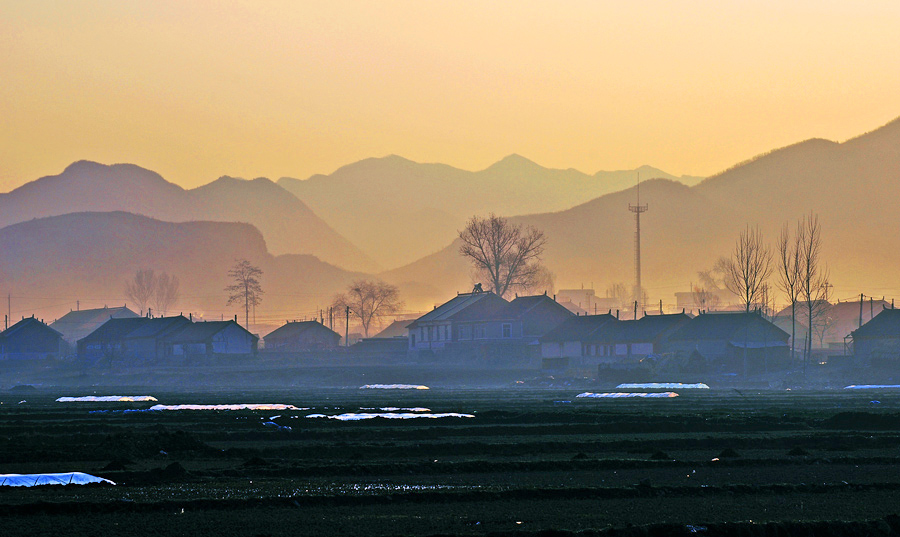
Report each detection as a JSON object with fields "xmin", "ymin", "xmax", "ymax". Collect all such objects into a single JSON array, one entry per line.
[
  {"xmin": 628, "ymin": 174, "xmax": 648, "ymax": 313},
  {"xmin": 345, "ymin": 306, "xmax": 351, "ymax": 347}
]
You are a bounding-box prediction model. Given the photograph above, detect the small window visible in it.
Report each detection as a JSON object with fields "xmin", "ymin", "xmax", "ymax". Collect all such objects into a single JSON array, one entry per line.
[{"xmin": 502, "ymin": 323, "xmax": 511, "ymax": 338}]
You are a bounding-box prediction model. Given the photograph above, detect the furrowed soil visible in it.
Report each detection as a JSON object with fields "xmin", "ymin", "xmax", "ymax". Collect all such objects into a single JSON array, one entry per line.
[{"xmin": 5, "ymin": 384, "xmax": 900, "ymax": 536}]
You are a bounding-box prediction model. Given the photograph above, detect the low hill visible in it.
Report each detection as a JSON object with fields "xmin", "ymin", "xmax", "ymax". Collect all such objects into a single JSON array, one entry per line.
[
  {"xmin": 0, "ymin": 161, "xmax": 378, "ymax": 272},
  {"xmin": 279, "ymin": 155, "xmax": 701, "ymax": 268},
  {"xmin": 0, "ymin": 212, "xmax": 365, "ymax": 326}
]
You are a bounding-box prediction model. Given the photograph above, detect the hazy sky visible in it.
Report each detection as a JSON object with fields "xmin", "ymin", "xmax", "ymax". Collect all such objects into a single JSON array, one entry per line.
[{"xmin": 2, "ymin": 1, "xmax": 899, "ymax": 191}]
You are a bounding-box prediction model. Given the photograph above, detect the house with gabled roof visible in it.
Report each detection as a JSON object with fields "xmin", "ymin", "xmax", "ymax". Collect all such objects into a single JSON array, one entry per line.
[
  {"xmin": 667, "ymin": 311, "xmax": 789, "ymax": 373},
  {"xmin": 50, "ymin": 306, "xmax": 138, "ymax": 351},
  {"xmin": 77, "ymin": 316, "xmax": 191, "ymax": 362},
  {"xmin": 850, "ymin": 307, "xmax": 900, "ymax": 365},
  {"xmin": 406, "ymin": 291, "xmax": 572, "ymax": 364},
  {"xmin": 263, "ymin": 320, "xmax": 341, "ymax": 352},
  {"xmin": 0, "ymin": 317, "xmax": 65, "ymax": 360},
  {"xmin": 164, "ymin": 320, "xmax": 258, "ymax": 358}
]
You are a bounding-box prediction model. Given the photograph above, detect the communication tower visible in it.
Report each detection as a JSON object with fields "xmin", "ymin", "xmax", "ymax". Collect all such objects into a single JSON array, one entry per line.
[{"xmin": 628, "ymin": 175, "xmax": 648, "ymax": 310}]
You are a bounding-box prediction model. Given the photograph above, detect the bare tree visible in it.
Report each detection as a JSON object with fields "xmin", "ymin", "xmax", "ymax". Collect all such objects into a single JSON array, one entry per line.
[
  {"xmin": 458, "ymin": 214, "xmax": 547, "ymax": 298},
  {"xmin": 332, "ymin": 280, "xmax": 403, "ymax": 337},
  {"xmin": 723, "ymin": 225, "xmax": 773, "ymax": 312},
  {"xmin": 691, "ymin": 285, "xmax": 720, "ymax": 313},
  {"xmin": 797, "ymin": 213, "xmax": 828, "ymax": 371},
  {"xmin": 519, "ymin": 265, "xmax": 556, "ymax": 296},
  {"xmin": 776, "ymin": 222, "xmax": 802, "ymax": 366},
  {"xmin": 154, "ymin": 273, "xmax": 180, "ymax": 316},
  {"xmin": 226, "ymin": 259, "xmax": 263, "ymax": 329},
  {"xmin": 125, "ymin": 269, "xmax": 157, "ymax": 315}
]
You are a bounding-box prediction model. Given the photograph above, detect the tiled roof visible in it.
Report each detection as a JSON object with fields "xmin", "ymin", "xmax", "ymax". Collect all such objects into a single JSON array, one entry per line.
[
  {"xmin": 0, "ymin": 317, "xmax": 63, "ymax": 340},
  {"xmin": 540, "ymin": 314, "xmax": 616, "ymax": 343},
  {"xmin": 668, "ymin": 311, "xmax": 789, "ymax": 342},
  {"xmin": 164, "ymin": 321, "xmax": 257, "ymax": 343},
  {"xmin": 264, "ymin": 320, "xmax": 339, "ymax": 340}
]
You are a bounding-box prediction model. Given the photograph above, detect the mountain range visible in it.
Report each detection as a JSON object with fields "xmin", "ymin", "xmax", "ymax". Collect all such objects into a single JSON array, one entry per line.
[
  {"xmin": 385, "ymin": 116, "xmax": 900, "ymax": 307},
  {"xmin": 0, "ymin": 161, "xmax": 379, "ymax": 272},
  {"xmin": 1, "ymin": 115, "xmax": 899, "ymax": 321},
  {"xmin": 279, "ymin": 155, "xmax": 702, "ymax": 267}
]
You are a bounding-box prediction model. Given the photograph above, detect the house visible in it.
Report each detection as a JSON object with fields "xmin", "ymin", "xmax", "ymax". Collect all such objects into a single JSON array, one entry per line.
[
  {"xmin": 540, "ymin": 313, "xmax": 617, "ymax": 369},
  {"xmin": 262, "ymin": 321, "xmax": 341, "ymax": 352},
  {"xmin": 407, "ymin": 291, "xmax": 573, "ymax": 364},
  {"xmin": 77, "ymin": 316, "xmax": 191, "ymax": 362},
  {"xmin": 373, "ymin": 319, "xmax": 413, "ymax": 339},
  {"xmin": 0, "ymin": 317, "xmax": 66, "ymax": 360},
  {"xmin": 667, "ymin": 311, "xmax": 790, "ymax": 373},
  {"xmin": 50, "ymin": 306, "xmax": 139, "ymax": 352},
  {"xmin": 850, "ymin": 307, "xmax": 900, "ymax": 366},
  {"xmin": 164, "ymin": 320, "xmax": 258, "ymax": 358},
  {"xmin": 539, "ymin": 312, "xmax": 691, "ymax": 371}
]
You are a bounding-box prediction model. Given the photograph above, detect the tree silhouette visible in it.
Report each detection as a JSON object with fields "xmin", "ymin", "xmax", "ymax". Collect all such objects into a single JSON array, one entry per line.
[
  {"xmin": 332, "ymin": 280, "xmax": 403, "ymax": 337},
  {"xmin": 226, "ymin": 260, "xmax": 263, "ymax": 329}
]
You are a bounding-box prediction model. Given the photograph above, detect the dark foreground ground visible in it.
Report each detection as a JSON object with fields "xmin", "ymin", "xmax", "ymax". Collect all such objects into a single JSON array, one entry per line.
[{"xmin": 5, "ymin": 381, "xmax": 900, "ymax": 536}]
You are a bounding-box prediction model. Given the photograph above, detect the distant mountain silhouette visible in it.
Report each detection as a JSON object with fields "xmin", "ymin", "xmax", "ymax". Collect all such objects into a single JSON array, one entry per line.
[
  {"xmin": 0, "ymin": 212, "xmax": 364, "ymax": 323},
  {"xmin": 385, "ymin": 116, "xmax": 900, "ymax": 308},
  {"xmin": 0, "ymin": 161, "xmax": 378, "ymax": 272},
  {"xmin": 278, "ymin": 155, "xmax": 701, "ymax": 268}
]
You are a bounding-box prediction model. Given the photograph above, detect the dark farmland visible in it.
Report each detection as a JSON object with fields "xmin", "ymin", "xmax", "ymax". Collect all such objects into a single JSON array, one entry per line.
[{"xmin": 5, "ymin": 386, "xmax": 900, "ymax": 536}]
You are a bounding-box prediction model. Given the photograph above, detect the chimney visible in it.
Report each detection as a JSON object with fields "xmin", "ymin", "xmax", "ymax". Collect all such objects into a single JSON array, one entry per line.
[
  {"xmin": 234, "ymin": 314, "xmax": 238, "ymax": 323},
  {"xmin": 616, "ymin": 309, "xmax": 619, "ymax": 319},
  {"xmin": 189, "ymin": 313, "xmax": 192, "ymax": 322}
]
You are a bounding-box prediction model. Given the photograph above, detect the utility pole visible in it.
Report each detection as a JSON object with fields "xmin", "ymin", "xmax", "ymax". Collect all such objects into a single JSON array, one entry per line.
[
  {"xmin": 628, "ymin": 173, "xmax": 648, "ymax": 309},
  {"xmin": 859, "ymin": 293, "xmax": 864, "ymax": 328},
  {"xmin": 345, "ymin": 306, "xmax": 350, "ymax": 347}
]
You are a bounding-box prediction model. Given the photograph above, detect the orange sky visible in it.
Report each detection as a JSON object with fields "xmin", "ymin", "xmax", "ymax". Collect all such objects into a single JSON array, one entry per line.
[{"xmin": 2, "ymin": 1, "xmax": 899, "ymax": 191}]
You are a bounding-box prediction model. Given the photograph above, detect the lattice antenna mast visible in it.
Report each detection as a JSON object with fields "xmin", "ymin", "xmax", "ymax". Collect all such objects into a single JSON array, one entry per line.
[{"xmin": 628, "ymin": 173, "xmax": 648, "ymax": 311}]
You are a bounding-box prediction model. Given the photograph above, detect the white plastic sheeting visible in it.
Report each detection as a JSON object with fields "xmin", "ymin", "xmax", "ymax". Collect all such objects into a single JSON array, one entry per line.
[
  {"xmin": 576, "ymin": 392, "xmax": 679, "ymax": 399},
  {"xmin": 359, "ymin": 384, "xmax": 430, "ymax": 390},
  {"xmin": 148, "ymin": 404, "xmax": 300, "ymax": 411},
  {"xmin": 306, "ymin": 412, "xmax": 474, "ymax": 421},
  {"xmin": 844, "ymin": 385, "xmax": 900, "ymax": 390},
  {"xmin": 57, "ymin": 396, "xmax": 158, "ymax": 402},
  {"xmin": 361, "ymin": 407, "xmax": 432, "ymax": 412},
  {"xmin": 616, "ymin": 383, "xmax": 709, "ymax": 390},
  {"xmin": 1, "ymin": 472, "xmax": 115, "ymax": 487}
]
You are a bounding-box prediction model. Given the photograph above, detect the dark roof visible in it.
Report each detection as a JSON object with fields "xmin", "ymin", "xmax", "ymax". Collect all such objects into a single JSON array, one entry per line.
[
  {"xmin": 264, "ymin": 321, "xmax": 340, "ymax": 340},
  {"xmin": 506, "ymin": 294, "xmax": 572, "ymax": 319},
  {"xmin": 449, "ymin": 293, "xmax": 512, "ymax": 322},
  {"xmin": 668, "ymin": 312, "xmax": 789, "ymax": 342},
  {"xmin": 373, "ymin": 319, "xmax": 411, "ymax": 338},
  {"xmin": 407, "ymin": 292, "xmax": 507, "ymax": 327},
  {"xmin": 0, "ymin": 317, "xmax": 63, "ymax": 340},
  {"xmin": 851, "ymin": 308, "xmax": 900, "ymax": 339},
  {"xmin": 591, "ymin": 313, "xmax": 691, "ymax": 343},
  {"xmin": 123, "ymin": 316, "xmax": 191, "ymax": 339},
  {"xmin": 540, "ymin": 314, "xmax": 616, "ymax": 343},
  {"xmin": 164, "ymin": 321, "xmax": 257, "ymax": 343},
  {"xmin": 79, "ymin": 317, "xmax": 150, "ymax": 343}
]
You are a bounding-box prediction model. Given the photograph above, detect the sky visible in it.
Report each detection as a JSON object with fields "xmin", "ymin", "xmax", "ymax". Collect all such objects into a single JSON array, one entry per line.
[{"xmin": 2, "ymin": 0, "xmax": 899, "ymax": 191}]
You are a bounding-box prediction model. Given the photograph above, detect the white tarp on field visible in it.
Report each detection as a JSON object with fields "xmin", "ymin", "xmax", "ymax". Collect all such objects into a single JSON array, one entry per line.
[
  {"xmin": 576, "ymin": 392, "xmax": 679, "ymax": 399},
  {"xmin": 360, "ymin": 384, "xmax": 430, "ymax": 390},
  {"xmin": 0, "ymin": 472, "xmax": 115, "ymax": 487},
  {"xmin": 306, "ymin": 412, "xmax": 473, "ymax": 421},
  {"xmin": 148, "ymin": 404, "xmax": 300, "ymax": 411},
  {"xmin": 844, "ymin": 385, "xmax": 900, "ymax": 390},
  {"xmin": 616, "ymin": 383, "xmax": 709, "ymax": 390},
  {"xmin": 57, "ymin": 396, "xmax": 158, "ymax": 402}
]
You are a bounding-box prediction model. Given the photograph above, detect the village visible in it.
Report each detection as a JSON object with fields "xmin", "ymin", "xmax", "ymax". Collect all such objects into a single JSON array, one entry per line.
[{"xmin": 1, "ymin": 282, "xmax": 897, "ymax": 386}]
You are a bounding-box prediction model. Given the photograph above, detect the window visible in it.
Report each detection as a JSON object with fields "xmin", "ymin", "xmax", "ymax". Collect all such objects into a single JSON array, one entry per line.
[{"xmin": 502, "ymin": 323, "xmax": 511, "ymax": 338}]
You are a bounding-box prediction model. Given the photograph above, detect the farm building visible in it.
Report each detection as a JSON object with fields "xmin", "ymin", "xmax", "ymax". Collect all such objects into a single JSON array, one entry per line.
[
  {"xmin": 667, "ymin": 311, "xmax": 789, "ymax": 373},
  {"xmin": 263, "ymin": 321, "xmax": 341, "ymax": 352},
  {"xmin": 77, "ymin": 316, "xmax": 191, "ymax": 362},
  {"xmin": 50, "ymin": 306, "xmax": 139, "ymax": 352},
  {"xmin": 850, "ymin": 307, "xmax": 900, "ymax": 366},
  {"xmin": 164, "ymin": 320, "xmax": 258, "ymax": 358},
  {"xmin": 0, "ymin": 317, "xmax": 66, "ymax": 360},
  {"xmin": 407, "ymin": 291, "xmax": 572, "ymax": 364}
]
